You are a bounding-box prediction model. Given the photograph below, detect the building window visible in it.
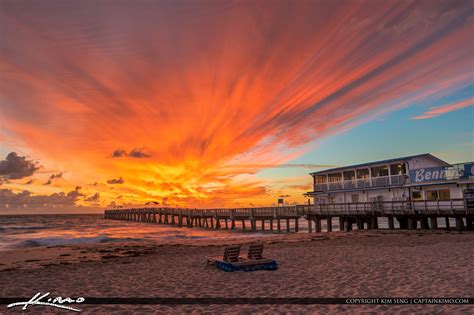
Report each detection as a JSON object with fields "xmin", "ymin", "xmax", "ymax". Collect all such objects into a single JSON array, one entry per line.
[
  {"xmin": 438, "ymin": 189, "xmax": 451, "ymax": 201},
  {"xmin": 426, "ymin": 190, "xmax": 438, "ymax": 201},
  {"xmin": 412, "ymin": 191, "xmax": 423, "ymax": 200},
  {"xmin": 343, "ymin": 171, "xmax": 355, "ymax": 181},
  {"xmin": 371, "ymin": 165, "xmax": 389, "ymax": 177},
  {"xmin": 328, "ymin": 173, "xmax": 342, "ymax": 183},
  {"xmin": 356, "ymin": 169, "xmax": 369, "ymax": 179},
  {"xmin": 390, "ymin": 163, "xmax": 406, "ymax": 175},
  {"xmin": 314, "ymin": 175, "xmax": 327, "ymax": 184},
  {"xmin": 351, "ymin": 194, "xmax": 359, "ymax": 203}
]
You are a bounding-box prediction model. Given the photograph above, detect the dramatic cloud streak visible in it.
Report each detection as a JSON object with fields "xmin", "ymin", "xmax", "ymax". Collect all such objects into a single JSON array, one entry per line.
[
  {"xmin": 0, "ymin": 0, "xmax": 473, "ymax": 208},
  {"xmin": 412, "ymin": 98, "xmax": 474, "ymax": 119}
]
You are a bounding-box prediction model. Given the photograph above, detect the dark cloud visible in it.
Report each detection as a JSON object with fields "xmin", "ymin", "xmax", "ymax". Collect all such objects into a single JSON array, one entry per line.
[
  {"xmin": 111, "ymin": 149, "xmax": 127, "ymax": 157},
  {"xmin": 24, "ymin": 179, "xmax": 34, "ymax": 185},
  {"xmin": 0, "ymin": 152, "xmax": 39, "ymax": 179},
  {"xmin": 145, "ymin": 201, "xmax": 160, "ymax": 205},
  {"xmin": 110, "ymin": 148, "xmax": 151, "ymax": 158},
  {"xmin": 43, "ymin": 180, "xmax": 52, "ymax": 185},
  {"xmin": 49, "ymin": 172, "xmax": 63, "ymax": 179},
  {"xmin": 128, "ymin": 148, "xmax": 151, "ymax": 158},
  {"xmin": 0, "ymin": 186, "xmax": 84, "ymax": 209},
  {"xmin": 85, "ymin": 192, "xmax": 100, "ymax": 203},
  {"xmin": 107, "ymin": 177, "xmax": 124, "ymax": 184}
]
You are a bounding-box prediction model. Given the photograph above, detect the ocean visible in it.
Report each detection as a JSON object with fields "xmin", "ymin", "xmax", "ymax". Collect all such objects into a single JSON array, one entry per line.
[
  {"xmin": 0, "ymin": 214, "xmax": 274, "ymax": 252},
  {"xmin": 0, "ymin": 214, "xmax": 455, "ymax": 251}
]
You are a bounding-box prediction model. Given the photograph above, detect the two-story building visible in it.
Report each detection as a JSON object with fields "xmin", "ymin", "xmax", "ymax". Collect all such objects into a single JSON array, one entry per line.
[{"xmin": 306, "ymin": 154, "xmax": 474, "ymax": 211}]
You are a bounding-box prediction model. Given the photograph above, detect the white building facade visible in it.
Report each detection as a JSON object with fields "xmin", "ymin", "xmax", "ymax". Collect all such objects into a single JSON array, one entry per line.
[{"xmin": 307, "ymin": 154, "xmax": 474, "ymax": 211}]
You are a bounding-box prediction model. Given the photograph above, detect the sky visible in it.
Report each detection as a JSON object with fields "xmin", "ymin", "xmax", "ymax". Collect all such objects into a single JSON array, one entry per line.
[{"xmin": 0, "ymin": 0, "xmax": 473, "ymax": 213}]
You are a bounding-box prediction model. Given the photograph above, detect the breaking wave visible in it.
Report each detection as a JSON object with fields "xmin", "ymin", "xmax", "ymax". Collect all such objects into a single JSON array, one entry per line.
[{"xmin": 14, "ymin": 235, "xmax": 146, "ymax": 248}]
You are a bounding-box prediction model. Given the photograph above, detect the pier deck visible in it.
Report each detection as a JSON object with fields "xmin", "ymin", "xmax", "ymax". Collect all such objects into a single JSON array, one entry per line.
[{"xmin": 104, "ymin": 198, "xmax": 473, "ymax": 232}]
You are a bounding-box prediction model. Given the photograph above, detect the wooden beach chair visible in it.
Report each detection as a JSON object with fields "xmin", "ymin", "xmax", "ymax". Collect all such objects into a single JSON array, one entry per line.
[
  {"xmin": 246, "ymin": 243, "xmax": 264, "ymax": 260},
  {"xmin": 206, "ymin": 244, "xmax": 278, "ymax": 272},
  {"xmin": 206, "ymin": 245, "xmax": 241, "ymax": 265}
]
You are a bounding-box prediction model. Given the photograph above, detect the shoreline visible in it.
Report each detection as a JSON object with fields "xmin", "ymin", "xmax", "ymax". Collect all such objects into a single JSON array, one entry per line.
[
  {"xmin": 1, "ymin": 230, "xmax": 473, "ymax": 313},
  {"xmin": 0, "ymin": 229, "xmax": 471, "ymax": 271}
]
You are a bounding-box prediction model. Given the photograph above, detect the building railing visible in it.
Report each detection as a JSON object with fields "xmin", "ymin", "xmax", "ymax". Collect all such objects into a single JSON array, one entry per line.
[
  {"xmin": 314, "ymin": 174, "xmax": 407, "ymax": 192},
  {"xmin": 312, "ymin": 198, "xmax": 469, "ymax": 216}
]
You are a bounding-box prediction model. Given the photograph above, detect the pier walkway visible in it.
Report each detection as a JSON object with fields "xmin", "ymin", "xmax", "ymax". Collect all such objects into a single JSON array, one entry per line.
[{"xmin": 104, "ymin": 198, "xmax": 473, "ymax": 232}]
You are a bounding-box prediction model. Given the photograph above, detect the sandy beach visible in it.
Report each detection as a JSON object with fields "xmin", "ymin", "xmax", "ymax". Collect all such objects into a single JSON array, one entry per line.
[{"xmin": 0, "ymin": 230, "xmax": 473, "ymax": 313}]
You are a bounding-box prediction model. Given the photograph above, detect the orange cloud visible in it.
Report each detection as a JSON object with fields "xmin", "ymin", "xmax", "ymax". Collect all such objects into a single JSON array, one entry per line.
[
  {"xmin": 412, "ymin": 98, "xmax": 474, "ymax": 120},
  {"xmin": 0, "ymin": 0, "xmax": 473, "ymax": 209}
]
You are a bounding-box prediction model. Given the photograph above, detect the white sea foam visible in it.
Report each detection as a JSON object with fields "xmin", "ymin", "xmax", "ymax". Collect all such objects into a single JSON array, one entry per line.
[{"xmin": 14, "ymin": 235, "xmax": 145, "ymax": 248}]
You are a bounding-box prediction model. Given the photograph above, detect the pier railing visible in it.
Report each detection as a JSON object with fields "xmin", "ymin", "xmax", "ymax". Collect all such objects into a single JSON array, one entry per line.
[
  {"xmin": 105, "ymin": 198, "xmax": 471, "ymax": 219},
  {"xmin": 312, "ymin": 198, "xmax": 469, "ymax": 216},
  {"xmin": 104, "ymin": 199, "xmax": 473, "ymax": 232}
]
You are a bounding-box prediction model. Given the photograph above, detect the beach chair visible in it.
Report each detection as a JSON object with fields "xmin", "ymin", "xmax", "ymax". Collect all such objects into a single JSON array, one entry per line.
[
  {"xmin": 206, "ymin": 245, "xmax": 241, "ymax": 266},
  {"xmin": 206, "ymin": 244, "xmax": 278, "ymax": 272},
  {"xmin": 246, "ymin": 243, "xmax": 264, "ymax": 260}
]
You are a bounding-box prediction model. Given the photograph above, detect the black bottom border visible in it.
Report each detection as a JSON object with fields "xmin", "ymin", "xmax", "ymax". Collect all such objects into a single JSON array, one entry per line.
[{"xmin": 1, "ymin": 298, "xmax": 473, "ymax": 305}]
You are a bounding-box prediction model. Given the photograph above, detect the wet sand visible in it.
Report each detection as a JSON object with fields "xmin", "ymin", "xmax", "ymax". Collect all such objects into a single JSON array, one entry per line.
[{"xmin": 1, "ymin": 230, "xmax": 473, "ymax": 314}]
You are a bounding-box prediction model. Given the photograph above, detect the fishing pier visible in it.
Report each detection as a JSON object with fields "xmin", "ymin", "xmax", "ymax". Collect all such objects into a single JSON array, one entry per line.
[{"xmin": 104, "ymin": 199, "xmax": 473, "ymax": 232}]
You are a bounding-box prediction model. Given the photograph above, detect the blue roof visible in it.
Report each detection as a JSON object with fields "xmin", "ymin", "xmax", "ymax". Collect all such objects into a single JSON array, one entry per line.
[{"xmin": 309, "ymin": 153, "xmax": 448, "ymax": 175}]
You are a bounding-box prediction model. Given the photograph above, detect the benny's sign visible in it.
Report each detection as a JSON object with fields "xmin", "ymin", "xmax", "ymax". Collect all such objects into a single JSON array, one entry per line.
[{"xmin": 409, "ymin": 163, "xmax": 474, "ymax": 183}]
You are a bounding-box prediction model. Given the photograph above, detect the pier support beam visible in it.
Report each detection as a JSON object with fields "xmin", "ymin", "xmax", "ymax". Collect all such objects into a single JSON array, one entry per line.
[
  {"xmin": 408, "ymin": 218, "xmax": 417, "ymax": 230},
  {"xmin": 466, "ymin": 218, "xmax": 473, "ymax": 230},
  {"xmin": 357, "ymin": 218, "xmax": 364, "ymax": 230},
  {"xmin": 261, "ymin": 220, "xmax": 265, "ymax": 231},
  {"xmin": 286, "ymin": 218, "xmax": 290, "ymax": 233},
  {"xmin": 445, "ymin": 217, "xmax": 450, "ymax": 229},
  {"xmin": 295, "ymin": 218, "xmax": 299, "ymax": 232},
  {"xmin": 420, "ymin": 217, "xmax": 429, "ymax": 230},
  {"xmin": 327, "ymin": 217, "xmax": 332, "ymax": 232},
  {"xmin": 387, "ymin": 217, "xmax": 395, "ymax": 230},
  {"xmin": 242, "ymin": 220, "xmax": 246, "ymax": 230},
  {"xmin": 397, "ymin": 217, "xmax": 408, "ymax": 229},
  {"xmin": 270, "ymin": 219, "xmax": 274, "ymax": 231},
  {"xmin": 372, "ymin": 217, "xmax": 379, "ymax": 229},
  {"xmin": 345, "ymin": 219, "xmax": 352, "ymax": 231},
  {"xmin": 455, "ymin": 217, "xmax": 464, "ymax": 231},
  {"xmin": 430, "ymin": 217, "xmax": 438, "ymax": 229},
  {"xmin": 307, "ymin": 219, "xmax": 312, "ymax": 233},
  {"xmin": 277, "ymin": 219, "xmax": 281, "ymax": 232},
  {"xmin": 315, "ymin": 218, "xmax": 321, "ymax": 232},
  {"xmin": 231, "ymin": 219, "xmax": 235, "ymax": 230},
  {"xmin": 339, "ymin": 217, "xmax": 344, "ymax": 232}
]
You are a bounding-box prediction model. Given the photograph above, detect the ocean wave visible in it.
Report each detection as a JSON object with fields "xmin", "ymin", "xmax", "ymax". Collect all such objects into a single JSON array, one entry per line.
[
  {"xmin": 5, "ymin": 225, "xmax": 48, "ymax": 230},
  {"xmin": 14, "ymin": 235, "xmax": 146, "ymax": 248},
  {"xmin": 161, "ymin": 235, "xmax": 206, "ymax": 240}
]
